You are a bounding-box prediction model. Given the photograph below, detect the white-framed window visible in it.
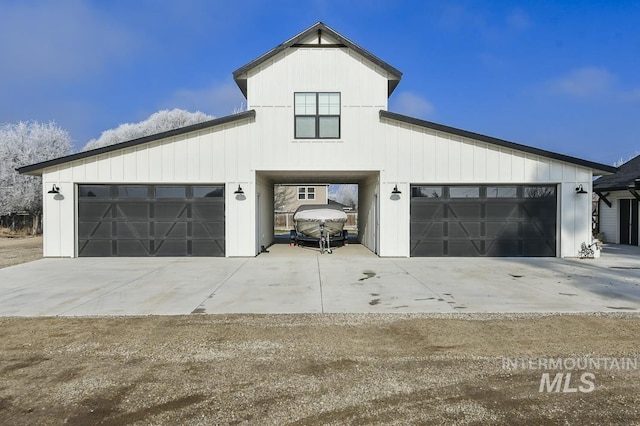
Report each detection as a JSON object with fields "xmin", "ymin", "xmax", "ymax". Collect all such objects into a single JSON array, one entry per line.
[
  {"xmin": 294, "ymin": 92, "xmax": 340, "ymax": 139},
  {"xmin": 298, "ymin": 187, "xmax": 316, "ymax": 200}
]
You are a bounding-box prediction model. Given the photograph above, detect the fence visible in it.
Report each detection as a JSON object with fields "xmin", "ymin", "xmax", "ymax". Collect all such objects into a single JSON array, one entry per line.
[{"xmin": 0, "ymin": 213, "xmax": 41, "ymax": 234}]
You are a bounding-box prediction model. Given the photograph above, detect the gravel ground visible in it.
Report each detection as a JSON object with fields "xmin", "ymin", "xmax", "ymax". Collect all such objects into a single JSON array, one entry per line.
[
  {"xmin": 0, "ymin": 236, "xmax": 42, "ymax": 269},
  {"xmin": 1, "ymin": 313, "xmax": 639, "ymax": 425},
  {"xmin": 1, "ymin": 237, "xmax": 639, "ymax": 424}
]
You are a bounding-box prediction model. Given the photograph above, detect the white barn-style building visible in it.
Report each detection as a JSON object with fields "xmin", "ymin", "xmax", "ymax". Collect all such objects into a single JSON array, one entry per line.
[{"xmin": 19, "ymin": 22, "xmax": 616, "ymax": 258}]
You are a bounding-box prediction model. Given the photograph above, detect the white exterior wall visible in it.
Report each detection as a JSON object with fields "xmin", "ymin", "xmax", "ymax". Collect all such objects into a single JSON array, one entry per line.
[
  {"xmin": 599, "ymin": 191, "xmax": 639, "ymax": 244},
  {"xmin": 358, "ymin": 175, "xmax": 380, "ymax": 254},
  {"xmin": 38, "ymin": 36, "xmax": 596, "ymax": 258},
  {"xmin": 245, "ymin": 47, "xmax": 390, "ymax": 173},
  {"xmin": 376, "ymin": 120, "xmax": 594, "ymax": 257},
  {"xmin": 41, "ymin": 118, "xmax": 257, "ymax": 257},
  {"xmin": 599, "ymin": 193, "xmax": 621, "ymax": 243}
]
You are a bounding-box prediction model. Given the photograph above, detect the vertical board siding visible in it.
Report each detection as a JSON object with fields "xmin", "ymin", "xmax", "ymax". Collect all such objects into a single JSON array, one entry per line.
[{"xmin": 38, "ymin": 42, "xmax": 598, "ymax": 258}]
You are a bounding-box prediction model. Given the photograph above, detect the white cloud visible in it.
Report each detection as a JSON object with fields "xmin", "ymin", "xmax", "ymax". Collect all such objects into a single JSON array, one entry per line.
[
  {"xmin": 390, "ymin": 92, "xmax": 435, "ymax": 118},
  {"xmin": 0, "ymin": 1, "xmax": 139, "ymax": 84},
  {"xmin": 549, "ymin": 67, "xmax": 615, "ymax": 97},
  {"xmin": 162, "ymin": 81, "xmax": 247, "ymax": 117},
  {"xmin": 438, "ymin": 5, "xmax": 532, "ymax": 37},
  {"xmin": 546, "ymin": 67, "xmax": 640, "ymax": 101}
]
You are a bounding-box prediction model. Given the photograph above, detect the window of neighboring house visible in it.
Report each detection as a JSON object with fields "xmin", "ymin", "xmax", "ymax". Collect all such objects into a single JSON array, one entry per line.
[
  {"xmin": 294, "ymin": 92, "xmax": 340, "ymax": 139},
  {"xmin": 298, "ymin": 187, "xmax": 316, "ymax": 200}
]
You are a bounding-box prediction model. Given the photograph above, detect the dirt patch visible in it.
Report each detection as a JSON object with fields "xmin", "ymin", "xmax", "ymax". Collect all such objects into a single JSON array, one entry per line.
[
  {"xmin": 0, "ymin": 314, "xmax": 639, "ymax": 424},
  {"xmin": 0, "ymin": 236, "xmax": 42, "ymax": 269}
]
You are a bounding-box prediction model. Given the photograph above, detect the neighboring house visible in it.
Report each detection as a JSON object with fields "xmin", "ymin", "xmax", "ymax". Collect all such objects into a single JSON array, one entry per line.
[
  {"xmin": 275, "ymin": 184, "xmax": 329, "ymax": 212},
  {"xmin": 593, "ymin": 154, "xmax": 640, "ymax": 245},
  {"xmin": 328, "ymin": 199, "xmax": 355, "ymax": 212},
  {"xmin": 18, "ymin": 22, "xmax": 616, "ymax": 258}
]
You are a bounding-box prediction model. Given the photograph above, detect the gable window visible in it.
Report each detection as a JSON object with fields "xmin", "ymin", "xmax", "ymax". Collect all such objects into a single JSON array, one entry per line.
[
  {"xmin": 298, "ymin": 187, "xmax": 316, "ymax": 200},
  {"xmin": 295, "ymin": 92, "xmax": 340, "ymax": 139}
]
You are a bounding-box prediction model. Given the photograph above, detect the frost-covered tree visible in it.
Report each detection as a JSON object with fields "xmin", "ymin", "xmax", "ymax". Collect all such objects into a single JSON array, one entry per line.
[
  {"xmin": 329, "ymin": 184, "xmax": 358, "ymax": 208},
  {"xmin": 82, "ymin": 109, "xmax": 215, "ymax": 151},
  {"xmin": 0, "ymin": 121, "xmax": 72, "ymax": 233}
]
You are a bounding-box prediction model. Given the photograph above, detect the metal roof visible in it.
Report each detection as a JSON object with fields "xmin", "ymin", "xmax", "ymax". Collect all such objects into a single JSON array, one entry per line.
[
  {"xmin": 17, "ymin": 110, "xmax": 256, "ymax": 175},
  {"xmin": 232, "ymin": 22, "xmax": 403, "ymax": 98}
]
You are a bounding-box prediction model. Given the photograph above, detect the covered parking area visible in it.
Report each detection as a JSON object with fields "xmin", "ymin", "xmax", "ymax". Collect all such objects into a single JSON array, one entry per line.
[{"xmin": 255, "ymin": 170, "xmax": 380, "ymax": 255}]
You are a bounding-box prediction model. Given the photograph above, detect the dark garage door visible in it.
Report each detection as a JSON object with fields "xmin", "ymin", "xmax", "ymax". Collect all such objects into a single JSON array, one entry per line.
[
  {"xmin": 78, "ymin": 185, "xmax": 225, "ymax": 256},
  {"xmin": 411, "ymin": 185, "xmax": 557, "ymax": 257}
]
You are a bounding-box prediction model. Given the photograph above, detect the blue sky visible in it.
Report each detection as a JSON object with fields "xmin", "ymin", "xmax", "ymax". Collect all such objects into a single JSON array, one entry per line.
[{"xmin": 1, "ymin": 0, "xmax": 639, "ymax": 166}]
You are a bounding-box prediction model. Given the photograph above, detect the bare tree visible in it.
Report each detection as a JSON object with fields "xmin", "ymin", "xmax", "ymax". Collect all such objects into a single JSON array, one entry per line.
[
  {"xmin": 82, "ymin": 109, "xmax": 214, "ymax": 151},
  {"xmin": 0, "ymin": 121, "xmax": 72, "ymax": 234},
  {"xmin": 329, "ymin": 184, "xmax": 358, "ymax": 208},
  {"xmin": 274, "ymin": 185, "xmax": 296, "ymax": 212}
]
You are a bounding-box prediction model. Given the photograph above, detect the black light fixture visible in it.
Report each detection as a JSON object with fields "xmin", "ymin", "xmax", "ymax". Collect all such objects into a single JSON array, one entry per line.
[
  {"xmin": 391, "ymin": 185, "xmax": 402, "ymax": 195},
  {"xmin": 47, "ymin": 184, "xmax": 60, "ymax": 194},
  {"xmin": 234, "ymin": 185, "xmax": 244, "ymax": 195},
  {"xmin": 575, "ymin": 184, "xmax": 587, "ymax": 194}
]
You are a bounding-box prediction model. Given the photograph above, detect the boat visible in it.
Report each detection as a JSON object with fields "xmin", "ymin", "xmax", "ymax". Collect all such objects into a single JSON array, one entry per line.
[{"xmin": 292, "ymin": 204, "xmax": 348, "ymax": 243}]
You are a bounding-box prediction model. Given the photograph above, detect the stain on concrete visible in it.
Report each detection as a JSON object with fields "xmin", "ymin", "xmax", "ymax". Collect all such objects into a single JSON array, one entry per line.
[
  {"xmin": 369, "ymin": 299, "xmax": 380, "ymax": 306},
  {"xmin": 359, "ymin": 271, "xmax": 376, "ymax": 281}
]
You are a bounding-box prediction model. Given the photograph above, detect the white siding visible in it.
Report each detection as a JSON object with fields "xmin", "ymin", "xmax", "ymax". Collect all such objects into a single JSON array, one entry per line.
[
  {"xmin": 599, "ymin": 193, "xmax": 621, "ymax": 243},
  {"xmin": 378, "ymin": 118, "xmax": 594, "ymax": 257},
  {"xmin": 598, "ymin": 191, "xmax": 639, "ymax": 244},
  {"xmin": 38, "ymin": 39, "xmax": 599, "ymax": 258},
  {"xmin": 42, "ymin": 119, "xmax": 255, "ymax": 257}
]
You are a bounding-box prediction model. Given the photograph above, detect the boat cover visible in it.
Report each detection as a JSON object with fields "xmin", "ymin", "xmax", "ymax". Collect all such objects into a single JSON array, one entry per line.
[{"xmin": 293, "ymin": 206, "xmax": 347, "ymax": 222}]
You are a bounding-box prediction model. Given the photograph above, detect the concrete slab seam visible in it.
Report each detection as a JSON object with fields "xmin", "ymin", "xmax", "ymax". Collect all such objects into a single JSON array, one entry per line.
[
  {"xmin": 55, "ymin": 261, "xmax": 176, "ymax": 316},
  {"xmin": 192, "ymin": 258, "xmax": 250, "ymax": 312},
  {"xmin": 389, "ymin": 259, "xmax": 453, "ymax": 310}
]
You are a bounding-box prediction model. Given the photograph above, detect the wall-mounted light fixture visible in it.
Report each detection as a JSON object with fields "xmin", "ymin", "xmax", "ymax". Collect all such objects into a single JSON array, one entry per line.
[
  {"xmin": 575, "ymin": 184, "xmax": 587, "ymax": 194},
  {"xmin": 234, "ymin": 185, "xmax": 244, "ymax": 195},
  {"xmin": 391, "ymin": 185, "xmax": 402, "ymax": 195},
  {"xmin": 47, "ymin": 184, "xmax": 60, "ymax": 194}
]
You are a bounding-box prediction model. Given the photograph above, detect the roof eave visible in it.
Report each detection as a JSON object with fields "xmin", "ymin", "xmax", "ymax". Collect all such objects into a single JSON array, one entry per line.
[
  {"xmin": 232, "ymin": 22, "xmax": 402, "ymax": 98},
  {"xmin": 379, "ymin": 110, "xmax": 618, "ymax": 175},
  {"xmin": 17, "ymin": 110, "xmax": 257, "ymax": 176}
]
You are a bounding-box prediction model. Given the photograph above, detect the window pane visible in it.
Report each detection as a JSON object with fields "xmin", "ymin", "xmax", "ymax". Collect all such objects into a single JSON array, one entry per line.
[
  {"xmin": 295, "ymin": 116, "xmax": 316, "ymax": 138},
  {"xmin": 193, "ymin": 186, "xmax": 224, "ymax": 198},
  {"xmin": 295, "ymin": 93, "xmax": 316, "ymax": 115},
  {"xmin": 412, "ymin": 186, "xmax": 442, "ymax": 198},
  {"xmin": 79, "ymin": 185, "xmax": 111, "ymax": 198},
  {"xmin": 307, "ymin": 187, "xmax": 315, "ymax": 193},
  {"xmin": 118, "ymin": 186, "xmax": 148, "ymax": 198},
  {"xmin": 319, "ymin": 116, "xmax": 339, "ymax": 138},
  {"xmin": 524, "ymin": 186, "xmax": 556, "ymax": 198},
  {"xmin": 318, "ymin": 93, "xmax": 340, "ymax": 115},
  {"xmin": 449, "ymin": 187, "xmax": 480, "ymax": 198},
  {"xmin": 298, "ymin": 193, "xmax": 305, "ymax": 200},
  {"xmin": 156, "ymin": 186, "xmax": 186, "ymax": 198},
  {"xmin": 486, "ymin": 186, "xmax": 517, "ymax": 198},
  {"xmin": 308, "ymin": 193, "xmax": 315, "ymax": 200}
]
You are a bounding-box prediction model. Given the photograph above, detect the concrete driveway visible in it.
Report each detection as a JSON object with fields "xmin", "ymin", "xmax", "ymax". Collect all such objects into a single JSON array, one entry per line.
[{"xmin": 0, "ymin": 244, "xmax": 639, "ymax": 316}]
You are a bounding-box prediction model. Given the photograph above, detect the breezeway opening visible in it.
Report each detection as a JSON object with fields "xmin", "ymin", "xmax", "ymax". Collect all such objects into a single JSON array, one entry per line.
[{"xmin": 255, "ymin": 171, "xmax": 380, "ymax": 256}]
